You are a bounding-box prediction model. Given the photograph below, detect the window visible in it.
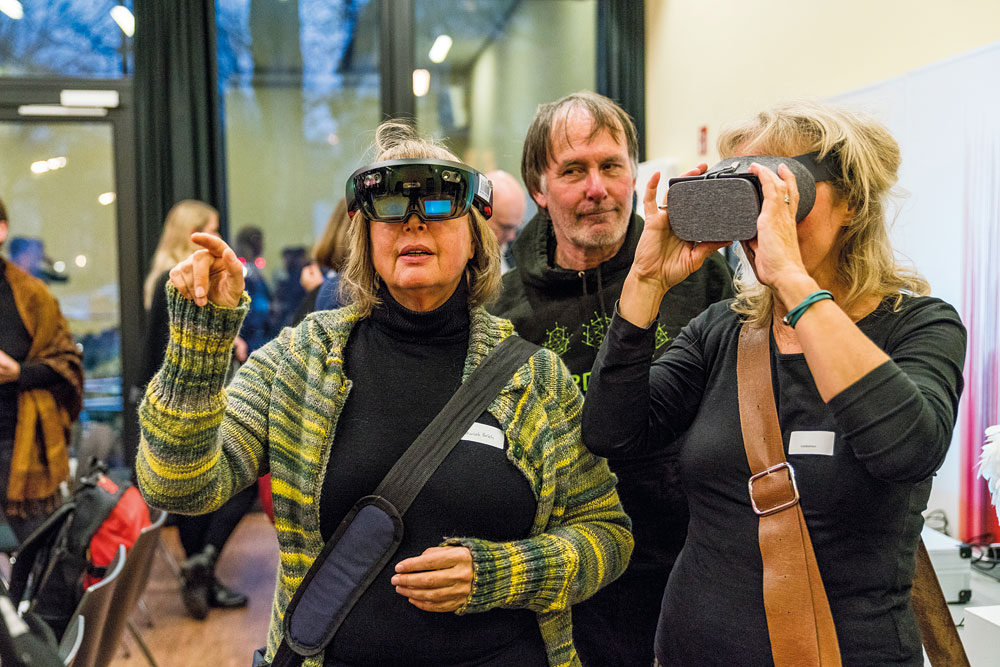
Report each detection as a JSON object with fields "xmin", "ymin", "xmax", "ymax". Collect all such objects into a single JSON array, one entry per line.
[{"xmin": 0, "ymin": 0, "xmax": 134, "ymax": 78}]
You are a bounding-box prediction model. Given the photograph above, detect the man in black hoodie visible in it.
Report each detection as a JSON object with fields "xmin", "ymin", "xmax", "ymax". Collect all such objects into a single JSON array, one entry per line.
[{"xmin": 489, "ymin": 92, "xmax": 734, "ymax": 666}]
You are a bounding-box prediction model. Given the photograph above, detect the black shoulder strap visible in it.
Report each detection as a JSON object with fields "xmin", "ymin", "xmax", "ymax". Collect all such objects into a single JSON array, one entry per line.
[{"xmin": 374, "ymin": 334, "xmax": 539, "ymax": 515}]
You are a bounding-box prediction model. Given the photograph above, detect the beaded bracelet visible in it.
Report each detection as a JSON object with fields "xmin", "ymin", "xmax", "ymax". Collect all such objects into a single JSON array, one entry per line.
[{"xmin": 782, "ymin": 290, "xmax": 833, "ymax": 328}]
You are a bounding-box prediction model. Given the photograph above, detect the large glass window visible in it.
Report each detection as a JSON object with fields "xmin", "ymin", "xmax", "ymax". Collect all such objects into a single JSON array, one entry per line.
[
  {"xmin": 217, "ymin": 0, "xmax": 379, "ymax": 334},
  {"xmin": 0, "ymin": 0, "xmax": 134, "ymax": 78},
  {"xmin": 0, "ymin": 120, "xmax": 123, "ymax": 462},
  {"xmin": 415, "ymin": 0, "xmax": 597, "ymax": 177}
]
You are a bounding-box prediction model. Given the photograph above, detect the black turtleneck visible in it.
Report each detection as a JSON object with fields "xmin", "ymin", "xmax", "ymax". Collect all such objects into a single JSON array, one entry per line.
[{"xmin": 321, "ymin": 283, "xmax": 546, "ymax": 667}]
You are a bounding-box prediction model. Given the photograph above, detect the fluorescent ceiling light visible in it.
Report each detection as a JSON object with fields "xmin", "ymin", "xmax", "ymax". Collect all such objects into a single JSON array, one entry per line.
[
  {"xmin": 110, "ymin": 5, "xmax": 134, "ymax": 37},
  {"xmin": 0, "ymin": 0, "xmax": 24, "ymax": 20},
  {"xmin": 18, "ymin": 105, "xmax": 108, "ymax": 117},
  {"xmin": 61, "ymin": 89, "xmax": 120, "ymax": 108},
  {"xmin": 428, "ymin": 35, "xmax": 453, "ymax": 64},
  {"xmin": 413, "ymin": 69, "xmax": 430, "ymax": 97},
  {"xmin": 98, "ymin": 192, "xmax": 116, "ymax": 206}
]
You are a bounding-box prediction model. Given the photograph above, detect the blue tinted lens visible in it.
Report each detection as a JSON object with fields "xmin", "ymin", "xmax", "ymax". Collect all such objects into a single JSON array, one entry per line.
[{"xmin": 423, "ymin": 199, "xmax": 453, "ymax": 216}]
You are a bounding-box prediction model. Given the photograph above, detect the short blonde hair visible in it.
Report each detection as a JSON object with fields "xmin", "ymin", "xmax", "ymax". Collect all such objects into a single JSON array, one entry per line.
[
  {"xmin": 340, "ymin": 121, "xmax": 502, "ymax": 317},
  {"xmin": 143, "ymin": 200, "xmax": 218, "ymax": 309},
  {"xmin": 717, "ymin": 100, "xmax": 929, "ymax": 326}
]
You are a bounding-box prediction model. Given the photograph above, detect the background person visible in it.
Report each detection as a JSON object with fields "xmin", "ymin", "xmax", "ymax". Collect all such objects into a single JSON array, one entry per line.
[
  {"xmin": 294, "ymin": 198, "xmax": 351, "ymax": 319},
  {"xmin": 0, "ymin": 196, "xmax": 82, "ymax": 542},
  {"xmin": 583, "ymin": 101, "xmax": 967, "ymax": 666},
  {"xmin": 141, "ymin": 199, "xmax": 256, "ymax": 620},
  {"xmin": 489, "ymin": 90, "xmax": 734, "ymax": 666},
  {"xmin": 137, "ymin": 121, "xmax": 633, "ymax": 667},
  {"xmin": 483, "ymin": 169, "xmax": 526, "ymax": 273}
]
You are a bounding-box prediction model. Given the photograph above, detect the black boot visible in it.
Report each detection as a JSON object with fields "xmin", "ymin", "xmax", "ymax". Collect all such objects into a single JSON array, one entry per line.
[
  {"xmin": 179, "ymin": 546, "xmax": 216, "ymax": 620},
  {"xmin": 211, "ymin": 578, "xmax": 248, "ymax": 608}
]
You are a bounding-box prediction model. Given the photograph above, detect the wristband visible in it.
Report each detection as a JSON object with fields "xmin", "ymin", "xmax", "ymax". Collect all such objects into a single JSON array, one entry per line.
[{"xmin": 782, "ymin": 290, "xmax": 833, "ymax": 328}]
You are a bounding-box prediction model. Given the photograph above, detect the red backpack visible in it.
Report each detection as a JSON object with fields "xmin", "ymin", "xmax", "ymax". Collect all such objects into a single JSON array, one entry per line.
[{"xmin": 9, "ymin": 465, "xmax": 151, "ymax": 637}]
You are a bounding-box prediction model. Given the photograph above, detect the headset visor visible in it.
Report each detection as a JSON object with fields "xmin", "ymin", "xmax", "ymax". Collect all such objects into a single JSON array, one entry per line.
[{"xmin": 347, "ymin": 158, "xmax": 493, "ymax": 222}]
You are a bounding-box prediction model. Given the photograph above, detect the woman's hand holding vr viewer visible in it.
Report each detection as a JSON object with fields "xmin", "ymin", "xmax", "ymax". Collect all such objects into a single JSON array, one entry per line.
[{"xmin": 618, "ymin": 166, "xmax": 729, "ymax": 328}]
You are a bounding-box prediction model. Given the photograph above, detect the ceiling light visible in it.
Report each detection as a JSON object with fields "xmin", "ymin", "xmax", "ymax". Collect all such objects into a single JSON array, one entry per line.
[
  {"xmin": 98, "ymin": 192, "xmax": 116, "ymax": 206},
  {"xmin": 30, "ymin": 161, "xmax": 50, "ymax": 174},
  {"xmin": 110, "ymin": 5, "xmax": 134, "ymax": 37},
  {"xmin": 75, "ymin": 254, "xmax": 87, "ymax": 268},
  {"xmin": 413, "ymin": 69, "xmax": 430, "ymax": 97},
  {"xmin": 61, "ymin": 89, "xmax": 120, "ymax": 108},
  {"xmin": 46, "ymin": 157, "xmax": 67, "ymax": 169},
  {"xmin": 18, "ymin": 105, "xmax": 108, "ymax": 117},
  {"xmin": 428, "ymin": 35, "xmax": 453, "ymax": 64},
  {"xmin": 0, "ymin": 0, "xmax": 24, "ymax": 20},
  {"xmin": 53, "ymin": 261, "xmax": 66, "ymax": 273}
]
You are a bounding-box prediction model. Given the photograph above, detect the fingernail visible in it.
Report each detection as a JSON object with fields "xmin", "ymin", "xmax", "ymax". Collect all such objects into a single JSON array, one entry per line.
[
  {"xmin": 391, "ymin": 576, "xmax": 398, "ymax": 585},
  {"xmin": 195, "ymin": 286, "xmax": 205, "ymax": 299}
]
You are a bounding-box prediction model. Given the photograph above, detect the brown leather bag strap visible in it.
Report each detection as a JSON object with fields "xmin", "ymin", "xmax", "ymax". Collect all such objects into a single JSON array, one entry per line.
[
  {"xmin": 912, "ymin": 540, "xmax": 971, "ymax": 666},
  {"xmin": 737, "ymin": 323, "xmax": 842, "ymax": 667}
]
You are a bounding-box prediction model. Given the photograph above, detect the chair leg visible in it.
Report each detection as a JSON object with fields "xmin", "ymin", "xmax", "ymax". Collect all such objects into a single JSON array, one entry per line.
[
  {"xmin": 135, "ymin": 597, "xmax": 154, "ymax": 628},
  {"xmin": 156, "ymin": 536, "xmax": 182, "ymax": 581},
  {"xmin": 127, "ymin": 620, "xmax": 160, "ymax": 667}
]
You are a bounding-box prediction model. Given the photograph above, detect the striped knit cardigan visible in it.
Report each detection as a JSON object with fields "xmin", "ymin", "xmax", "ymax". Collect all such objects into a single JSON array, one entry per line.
[{"xmin": 137, "ymin": 285, "xmax": 633, "ymax": 667}]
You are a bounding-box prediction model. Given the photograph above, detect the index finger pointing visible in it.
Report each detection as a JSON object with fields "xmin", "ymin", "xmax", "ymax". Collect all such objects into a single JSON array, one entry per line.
[{"xmin": 190, "ymin": 232, "xmax": 234, "ymax": 257}]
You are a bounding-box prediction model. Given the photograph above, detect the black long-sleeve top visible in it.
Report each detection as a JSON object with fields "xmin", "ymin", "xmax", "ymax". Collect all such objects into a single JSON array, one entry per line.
[{"xmin": 582, "ymin": 296, "xmax": 966, "ymax": 666}]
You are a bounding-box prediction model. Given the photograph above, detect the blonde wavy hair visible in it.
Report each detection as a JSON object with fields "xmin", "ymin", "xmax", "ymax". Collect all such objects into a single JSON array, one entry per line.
[
  {"xmin": 143, "ymin": 200, "xmax": 219, "ymax": 309},
  {"xmin": 340, "ymin": 121, "xmax": 502, "ymax": 317},
  {"xmin": 718, "ymin": 100, "xmax": 929, "ymax": 326}
]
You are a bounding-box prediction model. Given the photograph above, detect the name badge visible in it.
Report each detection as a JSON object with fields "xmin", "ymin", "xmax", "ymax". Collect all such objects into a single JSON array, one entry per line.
[
  {"xmin": 462, "ymin": 423, "xmax": 505, "ymax": 449},
  {"xmin": 788, "ymin": 431, "xmax": 835, "ymax": 456}
]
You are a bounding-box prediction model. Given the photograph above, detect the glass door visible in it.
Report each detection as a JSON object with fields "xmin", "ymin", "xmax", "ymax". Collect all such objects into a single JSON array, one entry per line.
[
  {"xmin": 0, "ymin": 119, "xmax": 123, "ymax": 462},
  {"xmin": 0, "ymin": 79, "xmax": 141, "ymax": 469}
]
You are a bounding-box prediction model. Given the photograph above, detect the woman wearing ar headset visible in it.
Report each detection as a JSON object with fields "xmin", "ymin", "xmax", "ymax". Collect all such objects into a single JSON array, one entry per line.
[{"xmin": 136, "ymin": 120, "xmax": 632, "ymax": 667}]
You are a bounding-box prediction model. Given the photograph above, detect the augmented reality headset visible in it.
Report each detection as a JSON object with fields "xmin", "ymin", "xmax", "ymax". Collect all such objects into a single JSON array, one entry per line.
[
  {"xmin": 666, "ymin": 152, "xmax": 838, "ymax": 242},
  {"xmin": 346, "ymin": 158, "xmax": 493, "ymax": 223}
]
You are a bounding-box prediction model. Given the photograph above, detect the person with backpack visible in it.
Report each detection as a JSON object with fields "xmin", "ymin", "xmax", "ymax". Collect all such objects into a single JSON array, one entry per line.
[{"xmin": 137, "ymin": 121, "xmax": 633, "ymax": 666}]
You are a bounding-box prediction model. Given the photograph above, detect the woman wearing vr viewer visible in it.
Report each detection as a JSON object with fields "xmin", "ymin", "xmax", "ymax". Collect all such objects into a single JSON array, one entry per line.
[
  {"xmin": 582, "ymin": 100, "xmax": 966, "ymax": 666},
  {"xmin": 137, "ymin": 120, "xmax": 632, "ymax": 667}
]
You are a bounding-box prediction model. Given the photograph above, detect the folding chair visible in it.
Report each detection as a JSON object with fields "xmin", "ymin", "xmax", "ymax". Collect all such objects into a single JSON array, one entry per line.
[
  {"xmin": 58, "ymin": 615, "xmax": 84, "ymax": 666},
  {"xmin": 63, "ymin": 545, "xmax": 126, "ymax": 667},
  {"xmin": 94, "ymin": 509, "xmax": 167, "ymax": 667}
]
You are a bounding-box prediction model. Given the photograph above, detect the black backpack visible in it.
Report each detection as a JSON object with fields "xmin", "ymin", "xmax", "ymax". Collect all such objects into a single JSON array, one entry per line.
[{"xmin": 8, "ymin": 465, "xmax": 150, "ymax": 637}]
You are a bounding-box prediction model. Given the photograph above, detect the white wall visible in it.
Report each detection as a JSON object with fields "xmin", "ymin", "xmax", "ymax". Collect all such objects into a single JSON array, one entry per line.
[
  {"xmin": 645, "ymin": 1, "xmax": 1000, "ymax": 532},
  {"xmin": 645, "ymin": 0, "xmax": 1000, "ymax": 170}
]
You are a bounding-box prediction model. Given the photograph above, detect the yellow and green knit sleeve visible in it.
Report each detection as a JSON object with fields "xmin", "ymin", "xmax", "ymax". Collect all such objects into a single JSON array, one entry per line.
[{"xmin": 137, "ymin": 283, "xmax": 273, "ymax": 514}]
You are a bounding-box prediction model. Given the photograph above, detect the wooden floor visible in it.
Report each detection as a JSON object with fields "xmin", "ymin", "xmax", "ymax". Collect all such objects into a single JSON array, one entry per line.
[{"xmin": 109, "ymin": 512, "xmax": 279, "ymax": 667}]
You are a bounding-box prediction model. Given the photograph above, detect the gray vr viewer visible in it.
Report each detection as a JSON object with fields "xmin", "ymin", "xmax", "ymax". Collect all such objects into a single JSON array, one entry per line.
[{"xmin": 666, "ymin": 152, "xmax": 837, "ymax": 242}]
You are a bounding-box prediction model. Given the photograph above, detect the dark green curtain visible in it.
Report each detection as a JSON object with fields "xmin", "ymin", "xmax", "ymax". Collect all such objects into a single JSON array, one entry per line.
[
  {"xmin": 130, "ymin": 0, "xmax": 227, "ymax": 469},
  {"xmin": 597, "ymin": 0, "xmax": 646, "ymax": 161},
  {"xmin": 134, "ymin": 0, "xmax": 228, "ymax": 267}
]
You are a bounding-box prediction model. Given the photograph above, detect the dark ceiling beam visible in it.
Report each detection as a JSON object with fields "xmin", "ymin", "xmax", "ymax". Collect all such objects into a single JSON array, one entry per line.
[{"xmin": 378, "ymin": 0, "xmax": 415, "ymax": 121}]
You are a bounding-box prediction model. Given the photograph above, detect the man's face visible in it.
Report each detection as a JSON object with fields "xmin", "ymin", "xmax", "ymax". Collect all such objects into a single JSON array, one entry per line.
[
  {"xmin": 532, "ymin": 110, "xmax": 636, "ymax": 261},
  {"xmin": 487, "ymin": 213, "xmax": 520, "ymax": 247}
]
